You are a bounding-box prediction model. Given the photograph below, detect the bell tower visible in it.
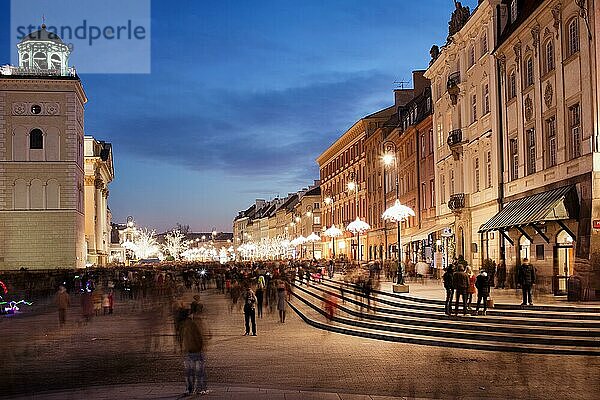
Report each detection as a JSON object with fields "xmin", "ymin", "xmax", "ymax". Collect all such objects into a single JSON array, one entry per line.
[{"xmin": 0, "ymin": 25, "xmax": 87, "ymax": 270}]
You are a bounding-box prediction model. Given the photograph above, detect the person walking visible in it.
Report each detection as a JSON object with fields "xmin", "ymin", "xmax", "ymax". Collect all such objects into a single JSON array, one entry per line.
[
  {"xmin": 55, "ymin": 285, "xmax": 70, "ymax": 326},
  {"xmin": 180, "ymin": 310, "xmax": 211, "ymax": 396},
  {"xmin": 496, "ymin": 258, "xmax": 507, "ymax": 289},
  {"xmin": 474, "ymin": 270, "xmax": 490, "ymax": 315},
  {"xmin": 518, "ymin": 258, "xmax": 536, "ymax": 306},
  {"xmin": 277, "ymin": 279, "xmax": 287, "ymax": 323},
  {"xmin": 242, "ymin": 286, "xmax": 257, "ymax": 336},
  {"xmin": 452, "ymin": 265, "xmax": 469, "ymax": 316},
  {"xmin": 442, "ymin": 266, "xmax": 454, "ymax": 315}
]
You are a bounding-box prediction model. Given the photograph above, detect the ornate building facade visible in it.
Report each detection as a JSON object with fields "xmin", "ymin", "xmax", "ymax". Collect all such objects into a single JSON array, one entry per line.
[
  {"xmin": 425, "ymin": 0, "xmax": 501, "ymax": 271},
  {"xmin": 317, "ymin": 108, "xmax": 394, "ymax": 260},
  {"xmin": 483, "ymin": 0, "xmax": 599, "ymax": 294},
  {"xmin": 84, "ymin": 137, "xmax": 114, "ymax": 266},
  {"xmin": 0, "ymin": 26, "xmax": 87, "ymax": 269}
]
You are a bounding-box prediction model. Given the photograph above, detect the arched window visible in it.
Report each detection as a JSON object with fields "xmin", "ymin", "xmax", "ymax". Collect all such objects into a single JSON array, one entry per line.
[
  {"xmin": 33, "ymin": 52, "xmax": 48, "ymax": 69},
  {"xmin": 544, "ymin": 40, "xmax": 555, "ymax": 73},
  {"xmin": 567, "ymin": 18, "xmax": 579, "ymax": 56},
  {"xmin": 51, "ymin": 54, "xmax": 61, "ymax": 69},
  {"xmin": 14, "ymin": 179, "xmax": 28, "ymax": 209},
  {"xmin": 519, "ymin": 235, "xmax": 530, "ymax": 261},
  {"xmin": 21, "ymin": 53, "xmax": 30, "ymax": 68},
  {"xmin": 29, "ymin": 129, "xmax": 43, "ymax": 149},
  {"xmin": 30, "ymin": 179, "xmax": 44, "ymax": 209},
  {"xmin": 46, "ymin": 179, "xmax": 60, "ymax": 209}
]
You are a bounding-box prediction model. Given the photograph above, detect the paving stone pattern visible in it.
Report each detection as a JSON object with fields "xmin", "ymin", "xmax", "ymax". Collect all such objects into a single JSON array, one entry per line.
[{"xmin": 1, "ymin": 285, "xmax": 599, "ymax": 399}]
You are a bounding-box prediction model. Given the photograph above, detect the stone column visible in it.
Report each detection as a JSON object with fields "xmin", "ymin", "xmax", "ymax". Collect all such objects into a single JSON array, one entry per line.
[{"xmin": 95, "ymin": 179, "xmax": 104, "ymax": 255}]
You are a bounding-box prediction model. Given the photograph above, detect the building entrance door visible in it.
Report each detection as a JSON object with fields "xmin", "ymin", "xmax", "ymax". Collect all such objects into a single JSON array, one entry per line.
[{"xmin": 553, "ymin": 230, "xmax": 574, "ymax": 295}]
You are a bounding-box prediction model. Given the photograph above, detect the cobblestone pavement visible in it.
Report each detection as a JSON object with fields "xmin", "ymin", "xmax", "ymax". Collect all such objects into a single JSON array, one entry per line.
[{"xmin": 1, "ymin": 287, "xmax": 599, "ymax": 399}]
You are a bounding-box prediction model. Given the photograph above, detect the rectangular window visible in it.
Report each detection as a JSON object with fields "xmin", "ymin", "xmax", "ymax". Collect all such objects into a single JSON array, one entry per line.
[
  {"xmin": 474, "ymin": 157, "xmax": 480, "ymax": 192},
  {"xmin": 428, "ymin": 129, "xmax": 434, "ymax": 154},
  {"xmin": 469, "ymin": 45, "xmax": 475, "ymax": 68},
  {"xmin": 481, "ymin": 32, "xmax": 488, "ymax": 55},
  {"xmin": 421, "ymin": 182, "xmax": 426, "ymax": 209},
  {"xmin": 510, "ymin": 138, "xmax": 519, "ymax": 180},
  {"xmin": 483, "ymin": 84, "xmax": 490, "ymax": 115},
  {"xmin": 569, "ymin": 103, "xmax": 581, "ymax": 159},
  {"xmin": 545, "ymin": 117, "xmax": 557, "ymax": 167},
  {"xmin": 509, "ymin": 72, "xmax": 517, "ymax": 99},
  {"xmin": 526, "ymin": 128, "xmax": 536, "ymax": 175},
  {"xmin": 429, "ymin": 179, "xmax": 434, "ymax": 208},
  {"xmin": 486, "ymin": 151, "xmax": 492, "ymax": 188},
  {"xmin": 545, "ymin": 41, "xmax": 555, "ymax": 73},
  {"xmin": 536, "ymin": 244, "xmax": 545, "ymax": 261},
  {"xmin": 420, "ymin": 133, "xmax": 426, "ymax": 159},
  {"xmin": 313, "ymin": 216, "xmax": 321, "ymax": 225},
  {"xmin": 437, "ymin": 122, "xmax": 444, "ymax": 148},
  {"xmin": 440, "ymin": 175, "xmax": 446, "ymax": 204},
  {"xmin": 450, "ymin": 170, "xmax": 455, "ymax": 195},
  {"xmin": 314, "ymin": 202, "xmax": 320, "ymax": 210},
  {"xmin": 471, "ymin": 94, "xmax": 477, "ymax": 123},
  {"xmin": 568, "ymin": 19, "xmax": 579, "ymax": 56},
  {"xmin": 526, "ymin": 58, "xmax": 534, "ymax": 87}
]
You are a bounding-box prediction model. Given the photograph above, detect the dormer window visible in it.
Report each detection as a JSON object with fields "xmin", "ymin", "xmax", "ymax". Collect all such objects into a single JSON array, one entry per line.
[{"xmin": 510, "ymin": 0, "xmax": 518, "ymax": 23}]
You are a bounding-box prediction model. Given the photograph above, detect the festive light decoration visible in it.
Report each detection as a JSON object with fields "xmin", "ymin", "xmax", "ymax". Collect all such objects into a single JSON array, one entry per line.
[{"xmin": 0, "ymin": 280, "xmax": 7, "ymax": 295}]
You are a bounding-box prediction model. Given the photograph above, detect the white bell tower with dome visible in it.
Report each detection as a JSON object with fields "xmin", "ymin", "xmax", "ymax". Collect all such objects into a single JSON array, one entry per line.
[{"xmin": 11, "ymin": 24, "xmax": 73, "ymax": 76}]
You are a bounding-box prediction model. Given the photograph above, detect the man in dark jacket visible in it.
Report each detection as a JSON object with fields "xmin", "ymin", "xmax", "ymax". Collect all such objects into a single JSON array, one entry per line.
[
  {"xmin": 181, "ymin": 311, "xmax": 210, "ymax": 395},
  {"xmin": 518, "ymin": 258, "xmax": 536, "ymax": 306},
  {"xmin": 475, "ymin": 270, "xmax": 490, "ymax": 315},
  {"xmin": 452, "ymin": 265, "xmax": 469, "ymax": 316},
  {"xmin": 442, "ymin": 266, "xmax": 454, "ymax": 315}
]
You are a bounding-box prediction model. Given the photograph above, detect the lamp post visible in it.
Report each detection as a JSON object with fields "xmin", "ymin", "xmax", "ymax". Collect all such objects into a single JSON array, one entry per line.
[
  {"xmin": 324, "ymin": 190, "xmax": 337, "ymax": 259},
  {"xmin": 382, "ymin": 140, "xmax": 415, "ymax": 290},
  {"xmin": 346, "ymin": 171, "xmax": 369, "ymax": 262}
]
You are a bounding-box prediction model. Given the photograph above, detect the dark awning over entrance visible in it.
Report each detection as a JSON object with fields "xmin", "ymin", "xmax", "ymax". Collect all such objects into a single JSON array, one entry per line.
[{"xmin": 478, "ymin": 185, "xmax": 578, "ymax": 233}]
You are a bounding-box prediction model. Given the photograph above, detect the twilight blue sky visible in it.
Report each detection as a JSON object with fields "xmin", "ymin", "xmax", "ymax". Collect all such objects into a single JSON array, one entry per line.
[{"xmin": 0, "ymin": 0, "xmax": 479, "ymax": 232}]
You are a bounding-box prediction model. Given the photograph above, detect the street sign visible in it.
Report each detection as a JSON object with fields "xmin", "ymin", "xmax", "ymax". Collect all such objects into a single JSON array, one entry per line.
[{"xmin": 593, "ymin": 220, "xmax": 600, "ymax": 229}]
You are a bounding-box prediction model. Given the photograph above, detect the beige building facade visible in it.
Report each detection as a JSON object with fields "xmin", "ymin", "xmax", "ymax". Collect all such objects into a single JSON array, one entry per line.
[
  {"xmin": 0, "ymin": 26, "xmax": 87, "ymax": 270},
  {"xmin": 484, "ymin": 0, "xmax": 599, "ymax": 295},
  {"xmin": 84, "ymin": 137, "xmax": 114, "ymax": 267},
  {"xmin": 425, "ymin": 0, "xmax": 501, "ymax": 271}
]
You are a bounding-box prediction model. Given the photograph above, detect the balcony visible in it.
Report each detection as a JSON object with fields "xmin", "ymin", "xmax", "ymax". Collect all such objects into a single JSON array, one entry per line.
[
  {"xmin": 446, "ymin": 71, "xmax": 460, "ymax": 105},
  {"xmin": 448, "ymin": 193, "xmax": 466, "ymax": 212},
  {"xmin": 447, "ymin": 129, "xmax": 463, "ymax": 160}
]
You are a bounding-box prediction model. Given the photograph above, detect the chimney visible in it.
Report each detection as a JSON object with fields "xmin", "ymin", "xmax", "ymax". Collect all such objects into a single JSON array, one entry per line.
[{"xmin": 412, "ymin": 70, "xmax": 430, "ymax": 96}]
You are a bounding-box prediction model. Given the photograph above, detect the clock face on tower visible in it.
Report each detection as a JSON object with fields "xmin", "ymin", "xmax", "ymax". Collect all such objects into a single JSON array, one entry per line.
[{"xmin": 31, "ymin": 104, "xmax": 42, "ymax": 115}]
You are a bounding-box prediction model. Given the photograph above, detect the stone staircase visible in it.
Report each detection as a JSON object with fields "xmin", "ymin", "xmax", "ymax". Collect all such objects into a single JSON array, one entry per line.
[{"xmin": 288, "ymin": 278, "xmax": 600, "ymax": 356}]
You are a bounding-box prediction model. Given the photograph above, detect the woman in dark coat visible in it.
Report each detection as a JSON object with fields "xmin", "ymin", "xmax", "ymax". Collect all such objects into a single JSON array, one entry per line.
[{"xmin": 475, "ymin": 270, "xmax": 490, "ymax": 315}]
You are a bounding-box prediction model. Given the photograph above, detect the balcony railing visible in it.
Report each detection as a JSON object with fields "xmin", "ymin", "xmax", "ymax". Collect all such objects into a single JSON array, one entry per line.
[
  {"xmin": 446, "ymin": 71, "xmax": 461, "ymax": 90},
  {"xmin": 448, "ymin": 193, "xmax": 466, "ymax": 211},
  {"xmin": 447, "ymin": 129, "xmax": 463, "ymax": 147},
  {"xmin": 0, "ymin": 65, "xmax": 77, "ymax": 77}
]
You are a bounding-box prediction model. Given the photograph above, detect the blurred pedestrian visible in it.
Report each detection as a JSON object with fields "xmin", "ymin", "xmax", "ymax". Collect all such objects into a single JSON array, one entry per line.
[
  {"xmin": 81, "ymin": 289, "xmax": 94, "ymax": 322},
  {"xmin": 242, "ymin": 286, "xmax": 257, "ymax": 336},
  {"xmin": 277, "ymin": 280, "xmax": 287, "ymax": 323},
  {"xmin": 496, "ymin": 258, "xmax": 506, "ymax": 289},
  {"xmin": 102, "ymin": 292, "xmax": 110, "ymax": 315},
  {"xmin": 190, "ymin": 295, "xmax": 203, "ymax": 317},
  {"xmin": 55, "ymin": 285, "xmax": 70, "ymax": 326},
  {"xmin": 256, "ymin": 276, "xmax": 265, "ymax": 318},
  {"xmin": 181, "ymin": 310, "xmax": 211, "ymax": 396}
]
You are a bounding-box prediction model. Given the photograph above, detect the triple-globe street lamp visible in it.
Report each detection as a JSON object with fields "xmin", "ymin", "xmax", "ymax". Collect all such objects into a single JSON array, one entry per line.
[
  {"xmin": 382, "ymin": 140, "xmax": 415, "ymax": 287},
  {"xmin": 324, "ymin": 190, "xmax": 342, "ymax": 259},
  {"xmin": 346, "ymin": 171, "xmax": 370, "ymax": 262}
]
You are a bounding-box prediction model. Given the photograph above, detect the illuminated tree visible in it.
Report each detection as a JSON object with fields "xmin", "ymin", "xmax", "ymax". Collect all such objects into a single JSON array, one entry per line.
[{"xmin": 163, "ymin": 229, "xmax": 189, "ymax": 260}]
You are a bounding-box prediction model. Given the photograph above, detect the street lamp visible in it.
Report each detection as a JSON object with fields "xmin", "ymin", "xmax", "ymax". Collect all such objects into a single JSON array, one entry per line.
[
  {"xmin": 346, "ymin": 171, "xmax": 369, "ymax": 262},
  {"xmin": 382, "ymin": 140, "xmax": 416, "ymax": 290},
  {"xmin": 324, "ymin": 190, "xmax": 340, "ymax": 259},
  {"xmin": 382, "ymin": 141, "xmax": 397, "ymax": 261}
]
